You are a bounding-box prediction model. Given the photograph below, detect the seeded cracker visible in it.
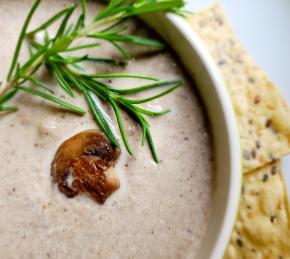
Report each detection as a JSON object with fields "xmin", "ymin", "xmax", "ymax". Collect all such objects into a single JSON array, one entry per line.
[
  {"xmin": 223, "ymin": 162, "xmax": 290, "ymax": 259},
  {"xmin": 188, "ymin": 3, "xmax": 290, "ymax": 173}
]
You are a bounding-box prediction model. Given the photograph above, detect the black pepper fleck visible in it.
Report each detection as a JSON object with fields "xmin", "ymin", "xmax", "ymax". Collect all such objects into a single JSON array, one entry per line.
[
  {"xmin": 251, "ymin": 149, "xmax": 257, "ymax": 159},
  {"xmin": 270, "ymin": 215, "xmax": 276, "ymax": 223},
  {"xmin": 265, "ymin": 119, "xmax": 272, "ymax": 128},
  {"xmin": 236, "ymin": 239, "xmax": 243, "ymax": 247},
  {"xmin": 262, "ymin": 174, "xmax": 268, "ymax": 182},
  {"xmin": 255, "ymin": 140, "xmax": 261, "ymax": 149},
  {"xmin": 271, "ymin": 165, "xmax": 277, "ymax": 175},
  {"xmin": 254, "ymin": 95, "xmax": 261, "ymax": 104}
]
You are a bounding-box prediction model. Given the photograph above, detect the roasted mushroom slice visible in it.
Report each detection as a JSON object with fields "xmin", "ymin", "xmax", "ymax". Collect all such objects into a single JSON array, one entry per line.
[{"xmin": 51, "ymin": 130, "xmax": 120, "ymax": 204}]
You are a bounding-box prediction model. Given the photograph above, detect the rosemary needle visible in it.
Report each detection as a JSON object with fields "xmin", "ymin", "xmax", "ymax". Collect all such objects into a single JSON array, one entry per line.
[
  {"xmin": 0, "ymin": 0, "xmax": 185, "ymax": 163},
  {"xmin": 16, "ymin": 85, "xmax": 85, "ymax": 115},
  {"xmin": 7, "ymin": 0, "xmax": 41, "ymax": 80}
]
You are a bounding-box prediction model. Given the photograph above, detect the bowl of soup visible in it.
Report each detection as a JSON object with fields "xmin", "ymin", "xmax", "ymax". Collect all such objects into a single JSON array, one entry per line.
[{"xmin": 0, "ymin": 1, "xmax": 241, "ymax": 258}]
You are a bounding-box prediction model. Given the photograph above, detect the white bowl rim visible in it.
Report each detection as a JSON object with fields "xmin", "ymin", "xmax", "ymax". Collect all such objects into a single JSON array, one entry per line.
[
  {"xmin": 167, "ymin": 13, "xmax": 242, "ymax": 259},
  {"xmin": 142, "ymin": 13, "xmax": 242, "ymax": 259}
]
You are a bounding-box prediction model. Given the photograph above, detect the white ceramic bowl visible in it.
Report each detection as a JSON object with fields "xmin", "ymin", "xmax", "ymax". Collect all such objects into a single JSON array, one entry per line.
[{"xmin": 142, "ymin": 13, "xmax": 242, "ymax": 259}]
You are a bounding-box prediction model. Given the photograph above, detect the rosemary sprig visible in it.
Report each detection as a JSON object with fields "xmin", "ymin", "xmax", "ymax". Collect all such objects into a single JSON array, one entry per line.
[{"xmin": 0, "ymin": 0, "xmax": 185, "ymax": 162}]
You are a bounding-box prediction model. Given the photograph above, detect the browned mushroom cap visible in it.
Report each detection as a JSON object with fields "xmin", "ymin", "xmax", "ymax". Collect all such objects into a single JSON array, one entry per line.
[{"xmin": 51, "ymin": 130, "xmax": 121, "ymax": 204}]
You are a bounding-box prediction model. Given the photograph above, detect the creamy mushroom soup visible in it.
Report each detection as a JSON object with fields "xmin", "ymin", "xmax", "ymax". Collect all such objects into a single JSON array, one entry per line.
[{"xmin": 0, "ymin": 0, "xmax": 213, "ymax": 258}]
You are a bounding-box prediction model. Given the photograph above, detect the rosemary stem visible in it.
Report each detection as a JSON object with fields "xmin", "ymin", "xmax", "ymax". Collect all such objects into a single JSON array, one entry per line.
[
  {"xmin": 0, "ymin": 80, "xmax": 17, "ymax": 97},
  {"xmin": 77, "ymin": 13, "xmax": 124, "ymax": 38}
]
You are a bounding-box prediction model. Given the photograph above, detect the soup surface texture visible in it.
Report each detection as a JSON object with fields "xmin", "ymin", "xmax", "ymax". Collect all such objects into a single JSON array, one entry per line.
[{"xmin": 0, "ymin": 0, "xmax": 213, "ymax": 258}]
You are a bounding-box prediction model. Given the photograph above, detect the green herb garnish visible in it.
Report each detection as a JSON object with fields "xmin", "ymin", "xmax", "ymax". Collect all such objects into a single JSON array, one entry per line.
[{"xmin": 0, "ymin": 0, "xmax": 185, "ymax": 162}]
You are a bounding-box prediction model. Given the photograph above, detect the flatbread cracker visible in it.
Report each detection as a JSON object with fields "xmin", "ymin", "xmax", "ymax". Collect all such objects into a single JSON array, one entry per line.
[
  {"xmin": 224, "ymin": 161, "xmax": 290, "ymax": 259},
  {"xmin": 188, "ymin": 3, "xmax": 290, "ymax": 173}
]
